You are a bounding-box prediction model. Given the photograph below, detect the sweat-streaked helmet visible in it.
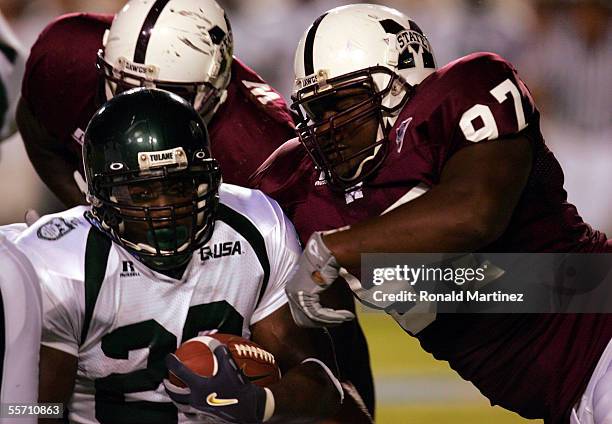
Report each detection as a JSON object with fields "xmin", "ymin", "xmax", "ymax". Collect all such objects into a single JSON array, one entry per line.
[
  {"xmin": 292, "ymin": 4, "xmax": 436, "ymax": 191},
  {"xmin": 83, "ymin": 88, "xmax": 221, "ymax": 271},
  {"xmin": 97, "ymin": 0, "xmax": 233, "ymax": 123}
]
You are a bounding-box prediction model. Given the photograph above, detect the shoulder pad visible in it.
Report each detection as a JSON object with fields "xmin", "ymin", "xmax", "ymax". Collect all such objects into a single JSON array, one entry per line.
[
  {"xmin": 250, "ymin": 138, "xmax": 309, "ymax": 191},
  {"xmin": 0, "ymin": 223, "xmax": 28, "ymax": 242},
  {"xmin": 22, "ymin": 13, "xmax": 112, "ymax": 138},
  {"xmin": 389, "ymin": 51, "xmax": 537, "ymax": 173},
  {"xmin": 229, "ymin": 57, "xmax": 295, "ymax": 128},
  {"xmin": 217, "ymin": 184, "xmax": 283, "ymax": 236},
  {"xmin": 249, "ymin": 138, "xmax": 313, "ymax": 212},
  {"xmin": 448, "ymin": 52, "xmax": 518, "ymax": 85},
  {"xmin": 15, "ymin": 206, "xmax": 93, "ymax": 280}
]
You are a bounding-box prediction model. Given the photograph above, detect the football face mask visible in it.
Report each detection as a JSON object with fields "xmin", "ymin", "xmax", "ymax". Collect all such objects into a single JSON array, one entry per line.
[
  {"xmin": 93, "ymin": 165, "xmax": 220, "ymax": 271},
  {"xmin": 292, "ymin": 67, "xmax": 404, "ymax": 191}
]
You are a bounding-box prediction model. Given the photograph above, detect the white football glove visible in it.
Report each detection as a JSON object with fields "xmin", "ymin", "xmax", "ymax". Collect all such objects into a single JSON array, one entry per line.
[{"xmin": 286, "ymin": 232, "xmax": 355, "ymax": 327}]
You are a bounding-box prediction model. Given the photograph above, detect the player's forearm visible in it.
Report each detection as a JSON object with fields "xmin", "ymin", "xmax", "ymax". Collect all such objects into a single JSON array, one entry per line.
[
  {"xmin": 323, "ymin": 185, "xmax": 497, "ymax": 268},
  {"xmin": 323, "ymin": 137, "xmax": 532, "ymax": 269},
  {"xmin": 268, "ymin": 361, "xmax": 341, "ymax": 422},
  {"xmin": 17, "ymin": 97, "xmax": 86, "ymax": 207},
  {"xmin": 26, "ymin": 149, "xmax": 85, "ymax": 207},
  {"xmin": 38, "ymin": 346, "xmax": 77, "ymax": 423}
]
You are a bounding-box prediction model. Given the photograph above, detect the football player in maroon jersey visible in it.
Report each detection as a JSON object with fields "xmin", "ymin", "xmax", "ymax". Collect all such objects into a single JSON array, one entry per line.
[
  {"xmin": 253, "ymin": 4, "xmax": 612, "ymax": 423},
  {"xmin": 16, "ymin": 0, "xmax": 295, "ymax": 207}
]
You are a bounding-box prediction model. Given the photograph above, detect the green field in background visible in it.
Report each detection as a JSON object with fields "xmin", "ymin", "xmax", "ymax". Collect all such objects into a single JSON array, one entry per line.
[
  {"xmin": 358, "ymin": 311, "xmax": 541, "ymax": 424},
  {"xmin": 377, "ymin": 405, "xmax": 532, "ymax": 424}
]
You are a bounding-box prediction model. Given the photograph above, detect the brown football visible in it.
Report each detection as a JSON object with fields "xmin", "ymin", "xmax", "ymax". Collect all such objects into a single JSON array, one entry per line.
[{"xmin": 168, "ymin": 333, "xmax": 281, "ymax": 388}]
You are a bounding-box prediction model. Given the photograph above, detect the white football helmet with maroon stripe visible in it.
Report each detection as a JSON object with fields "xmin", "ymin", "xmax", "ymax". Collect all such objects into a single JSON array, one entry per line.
[
  {"xmin": 98, "ymin": 0, "xmax": 233, "ymax": 123},
  {"xmin": 291, "ymin": 4, "xmax": 437, "ymax": 191}
]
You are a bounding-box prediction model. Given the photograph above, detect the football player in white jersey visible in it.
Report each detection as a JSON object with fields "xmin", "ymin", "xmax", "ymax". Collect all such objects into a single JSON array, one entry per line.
[
  {"xmin": 15, "ymin": 88, "xmax": 343, "ymax": 424},
  {"xmin": 0, "ymin": 232, "xmax": 41, "ymax": 424},
  {"xmin": 0, "ymin": 16, "xmax": 39, "ymax": 423}
]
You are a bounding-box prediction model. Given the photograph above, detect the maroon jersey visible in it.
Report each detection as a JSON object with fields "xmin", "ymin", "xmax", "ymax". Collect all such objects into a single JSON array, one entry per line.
[
  {"xmin": 21, "ymin": 13, "xmax": 295, "ymax": 187},
  {"xmin": 253, "ymin": 53, "xmax": 612, "ymax": 422}
]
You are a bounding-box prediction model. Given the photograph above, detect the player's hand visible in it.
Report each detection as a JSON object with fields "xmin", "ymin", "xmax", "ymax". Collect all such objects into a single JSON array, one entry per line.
[
  {"xmin": 163, "ymin": 340, "xmax": 269, "ymax": 424},
  {"xmin": 286, "ymin": 232, "xmax": 356, "ymax": 327}
]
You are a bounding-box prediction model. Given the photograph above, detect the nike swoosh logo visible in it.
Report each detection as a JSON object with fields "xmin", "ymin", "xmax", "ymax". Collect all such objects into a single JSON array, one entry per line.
[{"xmin": 206, "ymin": 392, "xmax": 239, "ymax": 406}]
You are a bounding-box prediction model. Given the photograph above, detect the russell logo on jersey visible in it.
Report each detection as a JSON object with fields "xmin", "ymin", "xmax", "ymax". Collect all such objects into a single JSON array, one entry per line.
[{"xmin": 120, "ymin": 260, "xmax": 141, "ymax": 278}]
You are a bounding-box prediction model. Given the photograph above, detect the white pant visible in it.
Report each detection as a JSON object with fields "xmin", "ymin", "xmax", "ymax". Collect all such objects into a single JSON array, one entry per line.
[{"xmin": 571, "ymin": 338, "xmax": 612, "ymax": 424}]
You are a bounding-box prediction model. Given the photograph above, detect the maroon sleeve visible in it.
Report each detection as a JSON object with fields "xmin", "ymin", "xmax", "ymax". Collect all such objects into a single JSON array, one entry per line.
[
  {"xmin": 250, "ymin": 138, "xmax": 313, "ymax": 217},
  {"xmin": 251, "ymin": 138, "xmax": 307, "ymax": 193},
  {"xmin": 420, "ymin": 53, "xmax": 538, "ymax": 174},
  {"xmin": 208, "ymin": 58, "xmax": 296, "ymax": 188},
  {"xmin": 231, "ymin": 57, "xmax": 295, "ymax": 129},
  {"xmin": 21, "ymin": 13, "xmax": 112, "ymax": 141}
]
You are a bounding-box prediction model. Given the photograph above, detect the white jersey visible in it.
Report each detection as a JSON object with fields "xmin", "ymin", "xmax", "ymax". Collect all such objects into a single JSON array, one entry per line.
[
  {"xmin": 0, "ymin": 232, "xmax": 41, "ymax": 424},
  {"xmin": 14, "ymin": 184, "xmax": 301, "ymax": 424}
]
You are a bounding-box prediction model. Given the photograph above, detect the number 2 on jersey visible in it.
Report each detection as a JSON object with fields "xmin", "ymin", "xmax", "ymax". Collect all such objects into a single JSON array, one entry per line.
[{"xmin": 94, "ymin": 301, "xmax": 244, "ymax": 424}]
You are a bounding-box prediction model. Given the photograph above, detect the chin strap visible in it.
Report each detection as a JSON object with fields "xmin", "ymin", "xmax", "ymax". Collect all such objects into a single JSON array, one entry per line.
[{"xmin": 201, "ymin": 89, "xmax": 229, "ymax": 124}]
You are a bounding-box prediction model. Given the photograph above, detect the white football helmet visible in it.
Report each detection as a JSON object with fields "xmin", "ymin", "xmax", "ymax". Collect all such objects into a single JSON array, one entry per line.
[
  {"xmin": 97, "ymin": 0, "xmax": 233, "ymax": 123},
  {"xmin": 292, "ymin": 4, "xmax": 436, "ymax": 191}
]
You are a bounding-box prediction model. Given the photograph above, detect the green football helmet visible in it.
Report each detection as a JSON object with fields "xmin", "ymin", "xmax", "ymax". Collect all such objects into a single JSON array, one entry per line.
[{"xmin": 83, "ymin": 88, "xmax": 221, "ymax": 271}]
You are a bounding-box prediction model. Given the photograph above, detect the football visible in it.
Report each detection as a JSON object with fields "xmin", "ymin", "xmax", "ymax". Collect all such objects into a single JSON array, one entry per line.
[{"xmin": 167, "ymin": 333, "xmax": 281, "ymax": 388}]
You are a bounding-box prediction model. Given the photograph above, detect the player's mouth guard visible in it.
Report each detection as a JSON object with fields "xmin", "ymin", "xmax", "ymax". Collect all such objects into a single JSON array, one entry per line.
[{"xmin": 147, "ymin": 226, "xmax": 189, "ymax": 251}]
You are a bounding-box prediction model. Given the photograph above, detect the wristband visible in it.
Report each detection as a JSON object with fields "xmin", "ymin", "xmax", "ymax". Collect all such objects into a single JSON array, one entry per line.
[{"xmin": 263, "ymin": 387, "xmax": 274, "ymax": 422}]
